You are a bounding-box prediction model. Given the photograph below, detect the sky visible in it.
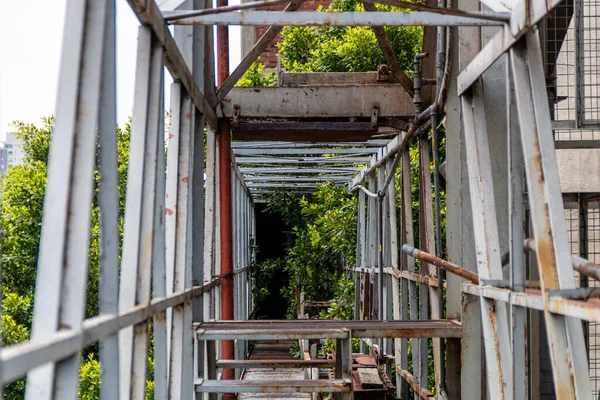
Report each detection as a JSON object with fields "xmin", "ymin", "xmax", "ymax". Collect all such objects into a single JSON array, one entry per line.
[{"xmin": 0, "ymin": 0, "xmax": 242, "ymax": 141}]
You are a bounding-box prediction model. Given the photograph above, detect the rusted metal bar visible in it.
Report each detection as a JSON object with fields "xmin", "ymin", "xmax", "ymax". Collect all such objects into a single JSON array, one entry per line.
[
  {"xmin": 396, "ymin": 367, "xmax": 435, "ymax": 399},
  {"xmin": 163, "ymin": 0, "xmax": 290, "ymax": 20},
  {"xmin": 216, "ymin": 360, "xmax": 336, "ymax": 369},
  {"xmin": 218, "ymin": 120, "xmax": 235, "ymax": 388},
  {"xmin": 217, "ymin": 0, "xmax": 235, "ymax": 388},
  {"xmin": 362, "ymin": 0, "xmax": 509, "ymax": 21},
  {"xmin": 462, "ymin": 282, "xmax": 600, "ymax": 323},
  {"xmin": 195, "ymin": 378, "xmax": 352, "ymax": 393},
  {"xmin": 232, "ymin": 121, "xmax": 376, "ymax": 142},
  {"xmin": 524, "ymin": 238, "xmax": 600, "ymax": 282},
  {"xmin": 362, "ymin": 2, "xmax": 414, "ymax": 96},
  {"xmin": 195, "ymin": 320, "xmax": 462, "ymax": 339},
  {"xmin": 215, "ymin": 0, "xmax": 305, "ymax": 103},
  {"xmin": 402, "ymin": 244, "xmax": 479, "ymax": 284}
]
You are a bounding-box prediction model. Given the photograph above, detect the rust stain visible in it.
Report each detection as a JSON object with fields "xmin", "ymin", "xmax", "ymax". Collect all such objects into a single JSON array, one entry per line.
[
  {"xmin": 155, "ymin": 311, "xmax": 166, "ymax": 322},
  {"xmin": 536, "ymin": 235, "xmax": 558, "ymax": 291}
]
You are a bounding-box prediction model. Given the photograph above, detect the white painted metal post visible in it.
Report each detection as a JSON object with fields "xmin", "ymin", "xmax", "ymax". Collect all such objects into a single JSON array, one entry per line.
[{"xmin": 461, "ymin": 81, "xmax": 513, "ymax": 399}]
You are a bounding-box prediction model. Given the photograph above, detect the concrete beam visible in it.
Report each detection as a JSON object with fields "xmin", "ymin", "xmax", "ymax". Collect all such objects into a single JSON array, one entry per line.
[{"xmin": 219, "ymin": 85, "xmax": 413, "ymax": 118}]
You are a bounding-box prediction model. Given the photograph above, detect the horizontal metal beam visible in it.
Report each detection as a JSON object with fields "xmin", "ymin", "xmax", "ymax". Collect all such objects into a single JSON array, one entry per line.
[
  {"xmin": 195, "ymin": 379, "xmax": 351, "ymax": 393},
  {"xmin": 246, "ymin": 182, "xmax": 343, "ymax": 189},
  {"xmin": 243, "ymin": 176, "xmax": 352, "ymax": 182},
  {"xmin": 195, "ymin": 319, "xmax": 462, "ymax": 339},
  {"xmin": 232, "ymin": 140, "xmax": 390, "ymax": 148},
  {"xmin": 0, "ymin": 280, "xmax": 219, "ymax": 385},
  {"xmin": 220, "ymin": 86, "xmax": 412, "ymax": 118},
  {"xmin": 463, "ymin": 283, "xmax": 600, "ymax": 322},
  {"xmin": 169, "ymin": 11, "xmax": 507, "ymax": 26},
  {"xmin": 216, "ymin": 360, "xmax": 337, "ymax": 369},
  {"xmin": 240, "ymin": 167, "xmax": 361, "ymax": 173},
  {"xmin": 554, "ymin": 140, "xmax": 600, "ymax": 149},
  {"xmin": 163, "ymin": 0, "xmax": 290, "ymax": 20},
  {"xmin": 233, "ymin": 121, "xmax": 377, "ymax": 142},
  {"xmin": 234, "ymin": 147, "xmax": 377, "ymax": 155},
  {"xmin": 235, "ymin": 156, "xmax": 371, "ymax": 165}
]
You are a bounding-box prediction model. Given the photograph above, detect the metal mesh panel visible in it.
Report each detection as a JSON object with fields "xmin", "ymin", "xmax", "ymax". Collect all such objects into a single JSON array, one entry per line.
[
  {"xmin": 565, "ymin": 201, "xmax": 600, "ymax": 396},
  {"xmin": 581, "ymin": 0, "xmax": 600, "ymax": 122},
  {"xmin": 587, "ymin": 204, "xmax": 600, "ymax": 396},
  {"xmin": 544, "ymin": 0, "xmax": 600, "ymax": 140}
]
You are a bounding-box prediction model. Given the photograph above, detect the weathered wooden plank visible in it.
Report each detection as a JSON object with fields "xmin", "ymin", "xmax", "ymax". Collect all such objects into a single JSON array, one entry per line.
[
  {"xmin": 219, "ymin": 86, "xmax": 413, "ymax": 118},
  {"xmin": 357, "ymin": 368, "xmax": 383, "ymax": 389}
]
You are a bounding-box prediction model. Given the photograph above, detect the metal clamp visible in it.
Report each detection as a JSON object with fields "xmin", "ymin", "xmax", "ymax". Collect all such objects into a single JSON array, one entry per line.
[
  {"xmin": 232, "ymin": 104, "xmax": 240, "ymax": 130},
  {"xmin": 371, "ymin": 104, "xmax": 380, "ymax": 131}
]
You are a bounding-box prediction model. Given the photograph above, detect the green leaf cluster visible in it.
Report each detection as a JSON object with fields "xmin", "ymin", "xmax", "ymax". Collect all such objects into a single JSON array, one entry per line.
[
  {"xmin": 261, "ymin": 183, "xmax": 357, "ymax": 318},
  {"xmin": 0, "ymin": 117, "xmax": 157, "ymax": 399},
  {"xmin": 236, "ymin": 62, "xmax": 278, "ymax": 87},
  {"xmin": 278, "ymin": 0, "xmax": 422, "ymax": 72}
]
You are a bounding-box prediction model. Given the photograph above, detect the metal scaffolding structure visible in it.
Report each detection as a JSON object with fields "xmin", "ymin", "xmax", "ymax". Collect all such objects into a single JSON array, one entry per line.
[{"xmin": 4, "ymin": 0, "xmax": 600, "ymax": 398}]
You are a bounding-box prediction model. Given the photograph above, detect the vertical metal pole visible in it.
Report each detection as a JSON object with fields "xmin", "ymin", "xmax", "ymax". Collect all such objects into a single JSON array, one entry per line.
[
  {"xmin": 25, "ymin": 0, "xmax": 112, "ymax": 397},
  {"xmin": 400, "ymin": 150, "xmax": 413, "ymax": 399},
  {"xmin": 417, "ymin": 136, "xmax": 433, "ymax": 391},
  {"xmin": 153, "ymin": 110, "xmax": 168, "ymax": 400},
  {"xmin": 98, "ymin": 0, "xmax": 120, "ymax": 397},
  {"xmin": 507, "ymin": 53, "xmax": 527, "ymax": 400},
  {"xmin": 433, "ymin": 15, "xmax": 446, "ymax": 393},
  {"xmin": 218, "ymin": 118, "xmax": 235, "ymax": 386},
  {"xmin": 117, "ymin": 27, "xmax": 164, "ymax": 400},
  {"xmin": 461, "ymin": 82, "xmax": 513, "ymax": 399},
  {"xmin": 377, "ymin": 166, "xmax": 384, "ymax": 327},
  {"xmin": 578, "ymin": 195, "xmax": 589, "ymax": 352},
  {"xmin": 216, "ymin": 0, "xmax": 235, "ymax": 387},
  {"xmin": 356, "ymin": 191, "xmax": 366, "ymax": 321}
]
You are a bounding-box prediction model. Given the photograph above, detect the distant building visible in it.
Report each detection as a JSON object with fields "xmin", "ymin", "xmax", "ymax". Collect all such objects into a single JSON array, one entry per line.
[
  {"xmin": 0, "ymin": 143, "xmax": 8, "ymax": 176},
  {"xmin": 3, "ymin": 132, "xmax": 24, "ymax": 169}
]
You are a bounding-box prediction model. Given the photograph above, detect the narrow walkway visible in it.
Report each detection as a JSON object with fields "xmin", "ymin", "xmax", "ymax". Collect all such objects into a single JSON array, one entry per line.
[{"xmin": 239, "ymin": 340, "xmax": 311, "ymax": 400}]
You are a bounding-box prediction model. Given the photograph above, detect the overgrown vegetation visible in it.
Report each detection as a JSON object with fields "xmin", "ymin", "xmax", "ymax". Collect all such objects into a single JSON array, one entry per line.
[
  {"xmin": 278, "ymin": 0, "xmax": 422, "ymax": 73},
  {"xmin": 0, "ymin": 117, "xmax": 154, "ymax": 399}
]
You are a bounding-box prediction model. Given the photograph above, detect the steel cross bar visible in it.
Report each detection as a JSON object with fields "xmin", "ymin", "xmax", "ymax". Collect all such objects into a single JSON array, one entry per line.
[
  {"xmin": 234, "ymin": 147, "xmax": 377, "ymax": 155},
  {"xmin": 234, "ymin": 157, "xmax": 371, "ymax": 165},
  {"xmin": 126, "ymin": 0, "xmax": 218, "ymax": 130},
  {"xmin": 0, "ymin": 282, "xmax": 218, "ymax": 386},
  {"xmin": 170, "ymin": 10, "xmax": 508, "ymax": 25},
  {"xmin": 231, "ymin": 140, "xmax": 391, "ymax": 148},
  {"xmin": 163, "ymin": 0, "xmax": 291, "ymax": 19}
]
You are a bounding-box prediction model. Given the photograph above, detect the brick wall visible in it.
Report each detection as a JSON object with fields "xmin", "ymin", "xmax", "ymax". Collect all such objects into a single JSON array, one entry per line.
[{"xmin": 256, "ymin": 0, "xmax": 331, "ymax": 67}]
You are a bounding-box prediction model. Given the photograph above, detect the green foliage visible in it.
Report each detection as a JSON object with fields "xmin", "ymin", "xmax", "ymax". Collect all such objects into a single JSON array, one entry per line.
[
  {"xmin": 78, "ymin": 354, "xmax": 101, "ymax": 400},
  {"xmin": 261, "ymin": 183, "xmax": 357, "ymax": 318},
  {"xmin": 252, "ymin": 258, "xmax": 284, "ymax": 306},
  {"xmin": 236, "ymin": 62, "xmax": 278, "ymax": 87},
  {"xmin": 0, "ymin": 117, "xmax": 145, "ymax": 399},
  {"xmin": 278, "ymin": 0, "xmax": 422, "ymax": 72}
]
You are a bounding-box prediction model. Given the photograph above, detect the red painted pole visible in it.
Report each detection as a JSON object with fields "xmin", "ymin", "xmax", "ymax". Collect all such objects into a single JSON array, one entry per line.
[{"xmin": 216, "ymin": 3, "xmax": 236, "ymax": 395}]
